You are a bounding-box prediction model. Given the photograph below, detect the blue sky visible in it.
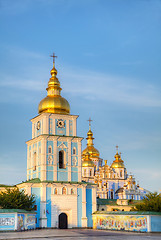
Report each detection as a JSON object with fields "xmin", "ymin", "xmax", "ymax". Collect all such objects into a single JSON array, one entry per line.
[{"xmin": 0, "ymin": 0, "xmax": 161, "ymax": 192}]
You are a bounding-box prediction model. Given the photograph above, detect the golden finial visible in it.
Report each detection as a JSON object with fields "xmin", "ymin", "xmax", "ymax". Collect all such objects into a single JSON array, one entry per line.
[{"xmin": 87, "ymin": 117, "xmax": 92, "ymax": 130}]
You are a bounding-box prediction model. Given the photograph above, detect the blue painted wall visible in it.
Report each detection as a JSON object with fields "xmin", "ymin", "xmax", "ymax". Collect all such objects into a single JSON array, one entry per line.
[
  {"xmin": 31, "ymin": 188, "xmax": 41, "ymax": 228},
  {"xmin": 77, "ymin": 188, "xmax": 82, "ymax": 227},
  {"xmin": 0, "ymin": 214, "xmax": 15, "ymax": 231},
  {"xmin": 71, "ymin": 170, "xmax": 78, "ymax": 182},
  {"xmin": 151, "ymin": 216, "xmax": 161, "ymax": 232},
  {"xmin": 46, "ymin": 187, "xmax": 51, "ymax": 228},
  {"xmin": 86, "ymin": 188, "xmax": 93, "ymax": 227}
]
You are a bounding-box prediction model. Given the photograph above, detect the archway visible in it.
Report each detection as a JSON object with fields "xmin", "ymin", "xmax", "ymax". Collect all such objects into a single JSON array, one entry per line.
[{"xmin": 58, "ymin": 213, "xmax": 68, "ymax": 229}]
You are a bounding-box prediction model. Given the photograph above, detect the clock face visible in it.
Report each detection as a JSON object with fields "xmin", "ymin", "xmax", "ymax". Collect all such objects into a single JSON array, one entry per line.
[
  {"xmin": 57, "ymin": 119, "xmax": 65, "ymax": 128},
  {"xmin": 37, "ymin": 121, "xmax": 41, "ymax": 130}
]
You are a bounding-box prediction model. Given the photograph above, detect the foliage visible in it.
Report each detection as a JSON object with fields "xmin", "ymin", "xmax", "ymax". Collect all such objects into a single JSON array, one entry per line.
[
  {"xmin": 0, "ymin": 187, "xmax": 35, "ymax": 211},
  {"xmin": 132, "ymin": 192, "xmax": 161, "ymax": 212}
]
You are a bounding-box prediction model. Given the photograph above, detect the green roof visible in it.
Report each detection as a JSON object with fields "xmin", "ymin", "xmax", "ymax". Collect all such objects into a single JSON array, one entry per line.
[
  {"xmin": 93, "ymin": 211, "xmax": 161, "ymax": 215},
  {"xmin": 97, "ymin": 199, "xmax": 117, "ymax": 205},
  {"xmin": 0, "ymin": 184, "xmax": 14, "ymax": 188},
  {"xmin": 0, "ymin": 209, "xmax": 35, "ymax": 213},
  {"xmin": 17, "ymin": 178, "xmax": 96, "ymax": 186}
]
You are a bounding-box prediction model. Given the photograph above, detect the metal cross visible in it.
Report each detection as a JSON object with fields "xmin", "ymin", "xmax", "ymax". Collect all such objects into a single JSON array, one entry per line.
[
  {"xmin": 87, "ymin": 117, "xmax": 92, "ymax": 127},
  {"xmin": 116, "ymin": 145, "xmax": 119, "ymax": 152},
  {"xmin": 50, "ymin": 53, "xmax": 57, "ymax": 63}
]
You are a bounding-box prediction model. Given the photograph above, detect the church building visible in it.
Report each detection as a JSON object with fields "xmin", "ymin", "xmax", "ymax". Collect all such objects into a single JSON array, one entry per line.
[
  {"xmin": 81, "ymin": 122, "xmax": 148, "ymax": 201},
  {"xmin": 18, "ymin": 56, "xmax": 97, "ymax": 229}
]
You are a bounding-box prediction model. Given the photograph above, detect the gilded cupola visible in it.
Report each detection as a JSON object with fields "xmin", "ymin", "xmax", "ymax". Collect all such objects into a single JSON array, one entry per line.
[
  {"xmin": 111, "ymin": 146, "xmax": 125, "ymax": 168},
  {"xmin": 82, "ymin": 118, "xmax": 100, "ymax": 159},
  {"xmin": 82, "ymin": 152, "xmax": 95, "ymax": 167},
  {"xmin": 38, "ymin": 53, "xmax": 70, "ymax": 115}
]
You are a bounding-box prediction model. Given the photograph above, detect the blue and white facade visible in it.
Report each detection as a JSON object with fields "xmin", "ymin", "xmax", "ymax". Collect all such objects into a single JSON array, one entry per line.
[{"xmin": 18, "ymin": 60, "xmax": 97, "ymax": 229}]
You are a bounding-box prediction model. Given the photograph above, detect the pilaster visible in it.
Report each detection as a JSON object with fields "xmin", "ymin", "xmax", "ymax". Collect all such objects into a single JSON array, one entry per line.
[
  {"xmin": 81, "ymin": 186, "xmax": 87, "ymax": 227},
  {"xmin": 41, "ymin": 138, "xmax": 47, "ymax": 181},
  {"xmin": 53, "ymin": 139, "xmax": 58, "ymax": 181},
  {"xmin": 67, "ymin": 140, "xmax": 71, "ymax": 181},
  {"xmin": 39, "ymin": 184, "xmax": 47, "ymax": 228},
  {"xmin": 78, "ymin": 141, "xmax": 82, "ymax": 182}
]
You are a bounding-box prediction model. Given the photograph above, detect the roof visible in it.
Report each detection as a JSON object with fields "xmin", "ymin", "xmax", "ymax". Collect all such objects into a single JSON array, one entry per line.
[
  {"xmin": 93, "ymin": 211, "xmax": 161, "ymax": 215},
  {"xmin": 115, "ymin": 187, "xmax": 124, "ymax": 194},
  {"xmin": 97, "ymin": 199, "xmax": 117, "ymax": 205},
  {"xmin": 0, "ymin": 209, "xmax": 36, "ymax": 213},
  {"xmin": 17, "ymin": 178, "xmax": 96, "ymax": 186}
]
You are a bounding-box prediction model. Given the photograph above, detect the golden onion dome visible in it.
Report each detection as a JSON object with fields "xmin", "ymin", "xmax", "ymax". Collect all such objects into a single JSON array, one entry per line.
[
  {"xmin": 38, "ymin": 57, "xmax": 70, "ymax": 114},
  {"xmin": 111, "ymin": 148, "xmax": 125, "ymax": 168},
  {"xmin": 82, "ymin": 122, "xmax": 100, "ymax": 159},
  {"xmin": 82, "ymin": 152, "xmax": 95, "ymax": 167},
  {"xmin": 82, "ymin": 146, "xmax": 99, "ymax": 158}
]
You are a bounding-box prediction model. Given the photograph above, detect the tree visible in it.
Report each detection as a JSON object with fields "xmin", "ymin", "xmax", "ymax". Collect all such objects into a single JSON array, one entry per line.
[
  {"xmin": 0, "ymin": 187, "xmax": 35, "ymax": 211},
  {"xmin": 132, "ymin": 192, "xmax": 161, "ymax": 212}
]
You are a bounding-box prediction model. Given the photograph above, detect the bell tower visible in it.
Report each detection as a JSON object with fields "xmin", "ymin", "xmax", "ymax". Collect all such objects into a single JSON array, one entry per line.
[{"xmin": 26, "ymin": 55, "xmax": 83, "ymax": 182}]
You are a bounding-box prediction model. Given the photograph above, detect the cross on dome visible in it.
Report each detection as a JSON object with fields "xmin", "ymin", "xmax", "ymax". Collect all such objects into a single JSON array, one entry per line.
[
  {"xmin": 50, "ymin": 52, "xmax": 57, "ymax": 64},
  {"xmin": 87, "ymin": 117, "xmax": 92, "ymax": 129}
]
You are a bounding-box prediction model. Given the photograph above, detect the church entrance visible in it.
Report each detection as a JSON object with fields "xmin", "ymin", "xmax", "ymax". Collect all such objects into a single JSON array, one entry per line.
[{"xmin": 58, "ymin": 213, "xmax": 68, "ymax": 229}]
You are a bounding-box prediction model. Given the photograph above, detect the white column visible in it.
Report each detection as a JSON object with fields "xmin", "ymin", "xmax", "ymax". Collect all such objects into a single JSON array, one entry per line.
[
  {"xmin": 66, "ymin": 119, "xmax": 69, "ymax": 136},
  {"xmin": 147, "ymin": 215, "xmax": 151, "ymax": 232},
  {"xmin": 36, "ymin": 142, "xmax": 39, "ymax": 178},
  {"xmin": 53, "ymin": 117, "xmax": 56, "ymax": 135},
  {"xmin": 92, "ymin": 187, "xmax": 97, "ymax": 213},
  {"xmin": 39, "ymin": 184, "xmax": 47, "ymax": 228},
  {"xmin": 81, "ymin": 186, "xmax": 87, "ymax": 227},
  {"xmin": 32, "ymin": 122, "xmax": 34, "ymax": 138},
  {"xmin": 41, "ymin": 138, "xmax": 47, "ymax": 181},
  {"xmin": 67, "ymin": 140, "xmax": 71, "ymax": 181},
  {"xmin": 78, "ymin": 141, "xmax": 82, "ymax": 182},
  {"xmin": 73, "ymin": 118, "xmax": 76, "ymax": 136},
  {"xmin": 53, "ymin": 139, "xmax": 58, "ymax": 181},
  {"xmin": 44, "ymin": 116, "xmax": 49, "ymax": 134}
]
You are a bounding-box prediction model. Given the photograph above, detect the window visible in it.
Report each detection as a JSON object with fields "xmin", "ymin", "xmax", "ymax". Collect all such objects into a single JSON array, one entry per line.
[
  {"xmin": 59, "ymin": 150, "xmax": 65, "ymax": 169},
  {"xmin": 101, "ymin": 208, "xmax": 105, "ymax": 211},
  {"xmin": 111, "ymin": 190, "xmax": 114, "ymax": 199},
  {"xmin": 73, "ymin": 148, "xmax": 76, "ymax": 155},
  {"xmin": 90, "ymin": 169, "xmax": 92, "ymax": 176},
  {"xmin": 106, "ymin": 192, "xmax": 108, "ymax": 199},
  {"xmin": 71, "ymin": 188, "xmax": 74, "ymax": 195},
  {"xmin": 84, "ymin": 169, "xmax": 86, "ymax": 177},
  {"xmin": 54, "ymin": 188, "xmax": 58, "ymax": 195},
  {"xmin": 120, "ymin": 170, "xmax": 123, "ymax": 177},
  {"xmin": 62, "ymin": 187, "xmax": 66, "ymax": 195},
  {"xmin": 48, "ymin": 146, "xmax": 52, "ymax": 154},
  {"xmin": 33, "ymin": 152, "xmax": 36, "ymax": 170}
]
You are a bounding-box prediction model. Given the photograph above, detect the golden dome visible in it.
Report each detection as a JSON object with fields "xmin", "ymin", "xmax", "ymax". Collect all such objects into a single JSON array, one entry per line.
[
  {"xmin": 82, "ymin": 123, "xmax": 100, "ymax": 159},
  {"xmin": 111, "ymin": 147, "xmax": 125, "ymax": 168},
  {"xmin": 38, "ymin": 58, "xmax": 70, "ymax": 114},
  {"xmin": 82, "ymin": 152, "xmax": 95, "ymax": 167}
]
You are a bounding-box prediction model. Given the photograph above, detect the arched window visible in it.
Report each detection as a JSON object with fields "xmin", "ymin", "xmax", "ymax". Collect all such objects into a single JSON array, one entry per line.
[
  {"xmin": 62, "ymin": 187, "xmax": 66, "ymax": 195},
  {"xmin": 48, "ymin": 146, "xmax": 52, "ymax": 154},
  {"xmin": 33, "ymin": 152, "xmax": 36, "ymax": 170},
  {"xmin": 90, "ymin": 169, "xmax": 92, "ymax": 176},
  {"xmin": 71, "ymin": 188, "xmax": 74, "ymax": 195},
  {"xmin": 59, "ymin": 150, "xmax": 64, "ymax": 169},
  {"xmin": 54, "ymin": 188, "xmax": 58, "ymax": 195},
  {"xmin": 73, "ymin": 148, "xmax": 76, "ymax": 155},
  {"xmin": 111, "ymin": 190, "xmax": 114, "ymax": 199},
  {"xmin": 84, "ymin": 169, "xmax": 86, "ymax": 177},
  {"xmin": 120, "ymin": 170, "xmax": 123, "ymax": 177}
]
